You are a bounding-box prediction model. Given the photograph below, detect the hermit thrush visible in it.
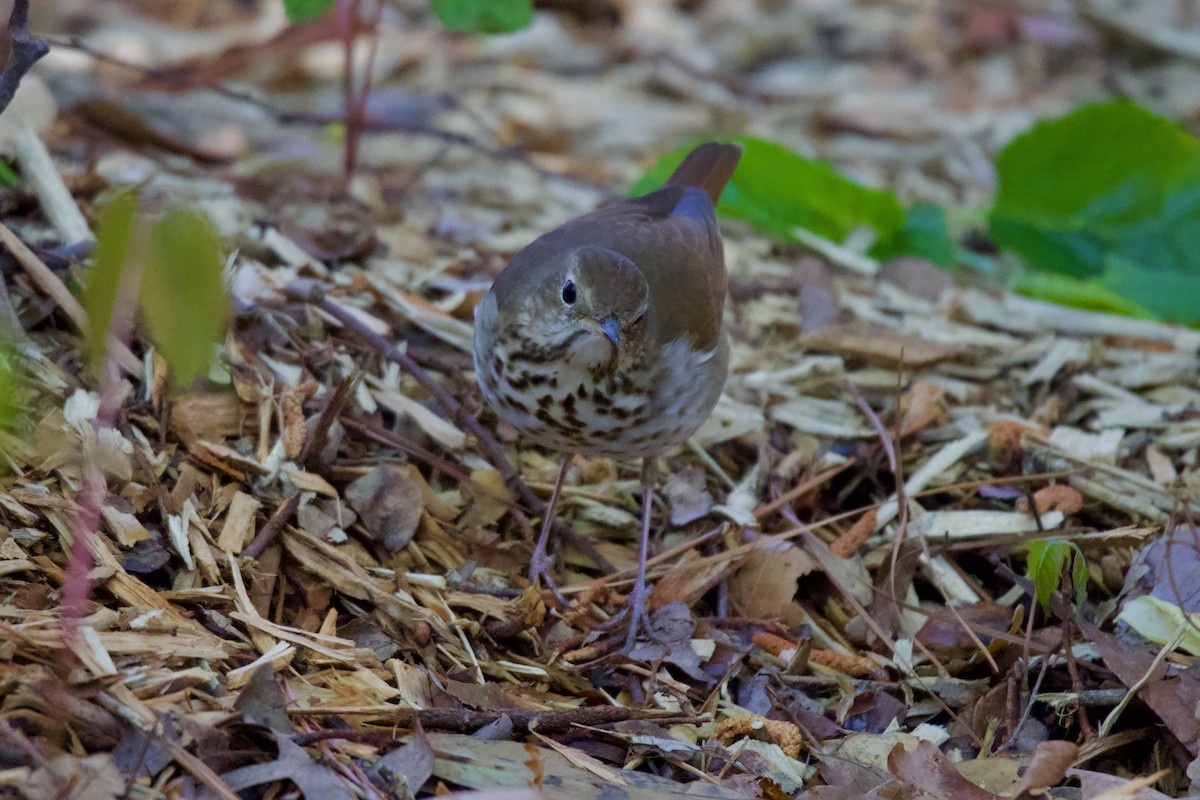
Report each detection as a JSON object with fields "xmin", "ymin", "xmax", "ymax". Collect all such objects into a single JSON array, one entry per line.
[{"xmin": 474, "ymin": 142, "xmax": 742, "ymax": 649}]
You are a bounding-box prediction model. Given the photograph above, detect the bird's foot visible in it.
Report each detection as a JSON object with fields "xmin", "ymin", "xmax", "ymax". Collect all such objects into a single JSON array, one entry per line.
[
  {"xmin": 590, "ymin": 579, "xmax": 659, "ymax": 654},
  {"xmin": 528, "ymin": 550, "xmax": 569, "ymax": 608}
]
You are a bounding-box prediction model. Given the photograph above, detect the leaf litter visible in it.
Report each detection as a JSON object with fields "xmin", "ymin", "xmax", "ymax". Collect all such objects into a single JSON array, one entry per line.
[{"xmin": 1, "ymin": 1, "xmax": 1200, "ymax": 799}]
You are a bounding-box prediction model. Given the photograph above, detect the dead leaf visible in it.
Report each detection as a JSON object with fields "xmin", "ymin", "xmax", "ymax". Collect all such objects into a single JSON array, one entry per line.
[
  {"xmin": 24, "ymin": 753, "xmax": 125, "ymax": 800},
  {"xmin": 345, "ymin": 464, "xmax": 424, "ymax": 550},
  {"xmin": 727, "ymin": 540, "xmax": 818, "ymax": 625},
  {"xmin": 887, "ymin": 740, "xmax": 1004, "ymax": 800},
  {"xmin": 220, "ymin": 736, "xmax": 354, "ymax": 800},
  {"xmin": 1013, "ymin": 740, "xmax": 1079, "ymax": 799}
]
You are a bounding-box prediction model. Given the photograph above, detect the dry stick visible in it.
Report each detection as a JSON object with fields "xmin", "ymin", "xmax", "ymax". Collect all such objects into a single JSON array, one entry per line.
[
  {"xmin": 0, "ymin": 0, "xmax": 48, "ymax": 119},
  {"xmin": 0, "ymin": 224, "xmax": 143, "ymax": 376},
  {"xmin": 282, "ymin": 280, "xmax": 613, "ymax": 572},
  {"xmin": 752, "ymin": 460, "xmax": 855, "ymax": 520},
  {"xmin": 288, "ymin": 704, "xmax": 695, "ymax": 734},
  {"xmin": 242, "ymin": 493, "xmax": 302, "ymax": 560}
]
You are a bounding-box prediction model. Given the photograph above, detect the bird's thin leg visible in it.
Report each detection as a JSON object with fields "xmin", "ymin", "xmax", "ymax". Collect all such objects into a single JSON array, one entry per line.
[
  {"xmin": 529, "ymin": 455, "xmax": 571, "ymax": 607},
  {"xmin": 622, "ymin": 457, "xmax": 658, "ymax": 650}
]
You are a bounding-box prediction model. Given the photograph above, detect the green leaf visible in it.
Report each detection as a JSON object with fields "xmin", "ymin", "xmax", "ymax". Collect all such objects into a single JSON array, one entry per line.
[
  {"xmin": 0, "ymin": 346, "xmax": 19, "ymax": 431},
  {"xmin": 83, "ymin": 193, "xmax": 138, "ymax": 371},
  {"xmin": 0, "ymin": 161, "xmax": 20, "ymax": 189},
  {"xmin": 283, "ymin": 0, "xmax": 336, "ymax": 24},
  {"xmin": 990, "ymin": 100, "xmax": 1200, "ymax": 324},
  {"xmin": 141, "ymin": 211, "xmax": 230, "ymax": 387},
  {"xmin": 1026, "ymin": 538, "xmax": 1069, "ymax": 611},
  {"xmin": 1025, "ymin": 538, "xmax": 1089, "ymax": 611},
  {"xmin": 632, "ymin": 136, "xmax": 906, "ymax": 250},
  {"xmin": 1013, "ymin": 269, "xmax": 1158, "ymax": 319},
  {"xmin": 429, "ymin": 0, "xmax": 533, "ymax": 34},
  {"xmin": 886, "ymin": 202, "xmax": 957, "ymax": 269}
]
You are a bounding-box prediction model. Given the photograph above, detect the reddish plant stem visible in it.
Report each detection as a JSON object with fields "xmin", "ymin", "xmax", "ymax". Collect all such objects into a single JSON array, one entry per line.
[
  {"xmin": 61, "ymin": 222, "xmax": 145, "ymax": 636},
  {"xmin": 338, "ymin": 0, "xmax": 382, "ymax": 191}
]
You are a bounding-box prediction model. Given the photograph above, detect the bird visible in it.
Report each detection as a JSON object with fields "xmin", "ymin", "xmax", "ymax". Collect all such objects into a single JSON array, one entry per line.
[{"xmin": 473, "ymin": 142, "xmax": 742, "ymax": 650}]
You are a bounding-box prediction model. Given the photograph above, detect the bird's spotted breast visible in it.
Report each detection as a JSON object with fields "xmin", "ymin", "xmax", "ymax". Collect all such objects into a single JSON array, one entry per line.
[{"xmin": 478, "ymin": 333, "xmax": 723, "ymax": 460}]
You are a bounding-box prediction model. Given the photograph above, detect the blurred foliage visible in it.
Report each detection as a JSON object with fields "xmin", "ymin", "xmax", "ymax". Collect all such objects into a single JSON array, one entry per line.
[
  {"xmin": 638, "ymin": 100, "xmax": 1200, "ymax": 325},
  {"xmin": 282, "ymin": 0, "xmax": 534, "ymax": 34},
  {"xmin": 84, "ymin": 192, "xmax": 137, "ymax": 371},
  {"xmin": 634, "ymin": 136, "xmax": 909, "ymax": 256},
  {"xmin": 84, "ymin": 196, "xmax": 230, "ymax": 388},
  {"xmin": 429, "ymin": 0, "xmax": 533, "ymax": 33},
  {"xmin": 0, "ymin": 161, "xmax": 20, "ymax": 189},
  {"xmin": 282, "ymin": 0, "xmax": 334, "ymax": 24},
  {"xmin": 992, "ymin": 100, "xmax": 1200, "ymax": 324},
  {"xmin": 0, "ymin": 346, "xmax": 19, "ymax": 433},
  {"xmin": 1027, "ymin": 538, "xmax": 1088, "ymax": 612}
]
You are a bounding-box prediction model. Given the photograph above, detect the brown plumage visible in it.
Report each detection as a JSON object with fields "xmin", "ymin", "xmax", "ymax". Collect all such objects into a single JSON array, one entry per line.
[{"xmin": 473, "ymin": 142, "xmax": 742, "ymax": 652}]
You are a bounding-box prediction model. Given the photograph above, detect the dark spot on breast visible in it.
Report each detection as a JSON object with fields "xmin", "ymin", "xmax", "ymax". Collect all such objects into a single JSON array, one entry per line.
[
  {"xmin": 491, "ymin": 356, "xmax": 502, "ymax": 374},
  {"xmin": 530, "ymin": 374, "xmax": 548, "ymax": 387},
  {"xmin": 575, "ymin": 384, "xmax": 587, "ymax": 400},
  {"xmin": 537, "ymin": 394, "xmax": 554, "ymax": 410},
  {"xmin": 548, "ymin": 376, "xmax": 558, "ymax": 389},
  {"xmin": 562, "ymin": 394, "xmax": 576, "ymax": 414},
  {"xmin": 501, "ymin": 394, "xmax": 531, "ymax": 414},
  {"xmin": 612, "ymin": 407, "xmax": 631, "ymax": 421},
  {"xmin": 535, "ymin": 408, "xmax": 555, "ymax": 425}
]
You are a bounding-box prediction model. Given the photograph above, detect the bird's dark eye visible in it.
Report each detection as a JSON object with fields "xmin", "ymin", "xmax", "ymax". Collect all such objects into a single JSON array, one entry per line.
[{"xmin": 561, "ymin": 280, "xmax": 577, "ymax": 305}]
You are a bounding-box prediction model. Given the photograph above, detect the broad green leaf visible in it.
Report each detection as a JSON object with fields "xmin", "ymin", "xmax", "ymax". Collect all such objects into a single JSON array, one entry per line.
[
  {"xmin": 83, "ymin": 193, "xmax": 138, "ymax": 371},
  {"xmin": 1026, "ymin": 538, "xmax": 1068, "ymax": 611},
  {"xmin": 283, "ymin": 0, "xmax": 336, "ymax": 24},
  {"xmin": 886, "ymin": 202, "xmax": 957, "ymax": 269},
  {"xmin": 1026, "ymin": 538, "xmax": 1089, "ymax": 611},
  {"xmin": 1013, "ymin": 270, "xmax": 1157, "ymax": 319},
  {"xmin": 990, "ymin": 100, "xmax": 1200, "ymax": 324},
  {"xmin": 632, "ymin": 136, "xmax": 906, "ymax": 252},
  {"xmin": 141, "ymin": 211, "xmax": 230, "ymax": 387},
  {"xmin": 429, "ymin": 0, "xmax": 533, "ymax": 34}
]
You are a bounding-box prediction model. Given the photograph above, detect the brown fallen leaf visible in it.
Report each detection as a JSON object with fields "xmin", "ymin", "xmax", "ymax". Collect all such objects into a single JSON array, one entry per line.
[
  {"xmin": 345, "ymin": 464, "xmax": 424, "ymax": 550},
  {"xmin": 887, "ymin": 740, "xmax": 1004, "ymax": 800},
  {"xmin": 1012, "ymin": 740, "xmax": 1080, "ymax": 799}
]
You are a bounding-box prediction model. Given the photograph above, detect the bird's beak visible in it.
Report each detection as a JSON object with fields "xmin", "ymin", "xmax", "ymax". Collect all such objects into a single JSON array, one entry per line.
[{"xmin": 596, "ymin": 316, "xmax": 620, "ymax": 346}]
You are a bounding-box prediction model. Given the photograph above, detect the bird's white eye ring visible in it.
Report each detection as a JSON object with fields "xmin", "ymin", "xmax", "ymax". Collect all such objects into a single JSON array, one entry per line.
[{"xmin": 561, "ymin": 280, "xmax": 577, "ymax": 305}]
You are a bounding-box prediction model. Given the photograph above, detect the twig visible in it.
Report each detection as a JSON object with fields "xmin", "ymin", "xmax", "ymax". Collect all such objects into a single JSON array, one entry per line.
[
  {"xmin": 243, "ymin": 493, "xmax": 302, "ymax": 560},
  {"xmin": 282, "ymin": 280, "xmax": 613, "ymax": 572},
  {"xmin": 0, "ymin": 224, "xmax": 143, "ymax": 377},
  {"xmin": 288, "ymin": 705, "xmax": 700, "ymax": 734},
  {"xmin": 0, "ymin": 0, "xmax": 49, "ymax": 120},
  {"xmin": 13, "ymin": 125, "xmax": 93, "ymax": 245},
  {"xmin": 752, "ymin": 460, "xmax": 855, "ymax": 520}
]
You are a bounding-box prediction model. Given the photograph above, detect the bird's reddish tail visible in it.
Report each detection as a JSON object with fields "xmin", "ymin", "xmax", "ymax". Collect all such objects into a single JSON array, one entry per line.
[{"xmin": 664, "ymin": 142, "xmax": 743, "ymax": 206}]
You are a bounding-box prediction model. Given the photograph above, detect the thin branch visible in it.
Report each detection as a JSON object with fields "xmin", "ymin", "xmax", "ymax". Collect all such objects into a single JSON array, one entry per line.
[{"xmin": 0, "ymin": 0, "xmax": 49, "ymax": 119}]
